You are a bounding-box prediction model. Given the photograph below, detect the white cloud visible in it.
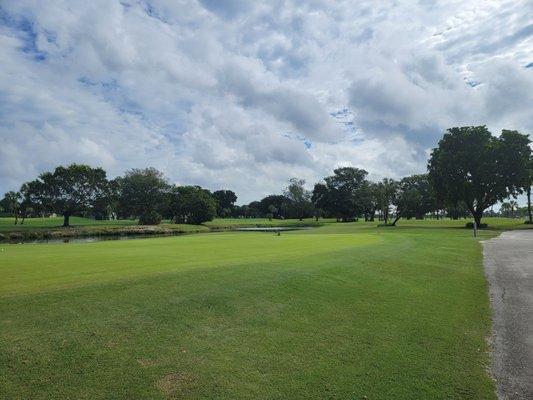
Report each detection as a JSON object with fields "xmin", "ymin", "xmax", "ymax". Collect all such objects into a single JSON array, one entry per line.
[{"xmin": 0, "ymin": 0, "xmax": 531, "ymax": 203}]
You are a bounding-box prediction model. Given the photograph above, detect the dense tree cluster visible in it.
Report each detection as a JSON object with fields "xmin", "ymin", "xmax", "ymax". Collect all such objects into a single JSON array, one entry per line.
[
  {"xmin": 0, "ymin": 165, "xmax": 232, "ymax": 227},
  {"xmin": 1, "ymin": 126, "xmax": 531, "ymax": 227}
]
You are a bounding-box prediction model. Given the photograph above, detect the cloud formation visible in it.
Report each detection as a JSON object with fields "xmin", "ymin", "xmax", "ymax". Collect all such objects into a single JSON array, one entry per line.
[{"xmin": 0, "ymin": 0, "xmax": 531, "ymax": 202}]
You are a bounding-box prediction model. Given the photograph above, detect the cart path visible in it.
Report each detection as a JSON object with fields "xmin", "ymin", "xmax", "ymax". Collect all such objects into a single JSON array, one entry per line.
[{"xmin": 483, "ymin": 230, "xmax": 533, "ymax": 400}]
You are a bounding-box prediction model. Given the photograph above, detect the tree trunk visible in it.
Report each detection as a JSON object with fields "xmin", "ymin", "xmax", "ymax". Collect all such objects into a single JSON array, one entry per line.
[
  {"xmin": 527, "ymin": 186, "xmax": 533, "ymax": 224},
  {"xmin": 473, "ymin": 210, "xmax": 482, "ymax": 227},
  {"xmin": 391, "ymin": 215, "xmax": 400, "ymax": 226},
  {"xmin": 63, "ymin": 213, "xmax": 71, "ymax": 227}
]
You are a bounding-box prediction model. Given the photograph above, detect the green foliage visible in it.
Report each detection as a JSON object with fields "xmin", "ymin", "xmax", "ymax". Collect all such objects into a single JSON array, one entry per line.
[
  {"xmin": 428, "ymin": 126, "xmax": 531, "ymax": 225},
  {"xmin": 37, "ymin": 164, "xmax": 109, "ymax": 226},
  {"xmin": 212, "ymin": 190, "xmax": 237, "ymax": 217},
  {"xmin": 138, "ymin": 210, "xmax": 162, "ymax": 225},
  {"xmin": 170, "ymin": 186, "xmax": 217, "ymax": 224},
  {"xmin": 283, "ymin": 178, "xmax": 313, "ymax": 220},
  {"xmin": 117, "ymin": 168, "xmax": 169, "ymax": 223},
  {"xmin": 395, "ymin": 174, "xmax": 436, "ymax": 219},
  {"xmin": 375, "ymin": 178, "xmax": 398, "ymax": 223},
  {"xmin": 313, "ymin": 167, "xmax": 369, "ymax": 221},
  {"xmin": 258, "ymin": 194, "xmax": 289, "ymax": 218}
]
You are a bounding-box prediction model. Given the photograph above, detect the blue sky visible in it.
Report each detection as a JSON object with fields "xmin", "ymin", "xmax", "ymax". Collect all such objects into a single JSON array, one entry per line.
[{"xmin": 0, "ymin": 0, "xmax": 531, "ymax": 203}]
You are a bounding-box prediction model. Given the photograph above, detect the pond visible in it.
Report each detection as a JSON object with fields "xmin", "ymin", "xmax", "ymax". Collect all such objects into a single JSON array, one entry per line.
[
  {"xmin": 1, "ymin": 227, "xmax": 315, "ymax": 244},
  {"xmin": 2, "ymin": 232, "xmax": 185, "ymax": 245}
]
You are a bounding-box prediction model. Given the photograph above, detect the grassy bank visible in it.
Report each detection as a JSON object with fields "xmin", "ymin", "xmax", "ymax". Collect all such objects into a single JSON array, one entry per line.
[{"xmin": 0, "ymin": 219, "xmax": 519, "ymax": 398}]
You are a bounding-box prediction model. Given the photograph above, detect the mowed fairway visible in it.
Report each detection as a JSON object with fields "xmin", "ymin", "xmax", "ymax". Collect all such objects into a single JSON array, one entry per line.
[{"xmin": 0, "ymin": 221, "xmax": 503, "ymax": 399}]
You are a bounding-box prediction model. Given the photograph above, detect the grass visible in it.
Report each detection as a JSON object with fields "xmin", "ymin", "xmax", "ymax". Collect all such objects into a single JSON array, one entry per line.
[
  {"xmin": 0, "ymin": 216, "xmax": 326, "ymax": 232},
  {"xmin": 0, "ymin": 218, "xmax": 528, "ymax": 399},
  {"xmin": 0, "ymin": 216, "xmax": 137, "ymax": 231}
]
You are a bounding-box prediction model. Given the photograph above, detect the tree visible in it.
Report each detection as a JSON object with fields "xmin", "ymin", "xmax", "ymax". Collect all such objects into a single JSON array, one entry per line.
[
  {"xmin": 170, "ymin": 186, "xmax": 217, "ymax": 225},
  {"xmin": 213, "ymin": 190, "xmax": 237, "ymax": 217},
  {"xmin": 394, "ymin": 174, "xmax": 436, "ymax": 222},
  {"xmin": 17, "ymin": 180, "xmax": 44, "ymax": 224},
  {"xmin": 37, "ymin": 164, "xmax": 109, "ymax": 227},
  {"xmin": 360, "ymin": 182, "xmax": 379, "ymax": 221},
  {"xmin": 375, "ymin": 178, "xmax": 397, "ymax": 223},
  {"xmin": 258, "ymin": 195, "xmax": 287, "ymax": 218},
  {"xmin": 283, "ymin": 178, "xmax": 312, "ymax": 221},
  {"xmin": 428, "ymin": 126, "xmax": 531, "ymax": 226},
  {"xmin": 446, "ymin": 201, "xmax": 469, "ymax": 220},
  {"xmin": 267, "ymin": 204, "xmax": 277, "ymax": 221},
  {"xmin": 117, "ymin": 168, "xmax": 169, "ymax": 224},
  {"xmin": 321, "ymin": 167, "xmax": 369, "ymax": 222},
  {"xmin": 1, "ymin": 191, "xmax": 20, "ymax": 224},
  {"xmin": 311, "ymin": 182, "xmax": 332, "ymax": 219},
  {"xmin": 91, "ymin": 177, "xmax": 120, "ymax": 220}
]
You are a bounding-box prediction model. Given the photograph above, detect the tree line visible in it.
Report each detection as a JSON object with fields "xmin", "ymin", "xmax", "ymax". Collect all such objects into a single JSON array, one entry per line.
[
  {"xmin": 0, "ymin": 166, "xmax": 236, "ymax": 227},
  {"xmin": 1, "ymin": 126, "xmax": 531, "ymax": 227}
]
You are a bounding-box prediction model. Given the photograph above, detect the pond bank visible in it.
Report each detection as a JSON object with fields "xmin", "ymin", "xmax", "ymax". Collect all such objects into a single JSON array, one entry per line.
[
  {"xmin": 0, "ymin": 224, "xmax": 209, "ymax": 243},
  {"xmin": 0, "ymin": 221, "xmax": 321, "ymax": 243}
]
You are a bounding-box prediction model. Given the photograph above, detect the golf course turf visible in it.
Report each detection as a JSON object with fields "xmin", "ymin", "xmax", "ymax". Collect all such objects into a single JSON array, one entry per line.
[{"xmin": 1, "ymin": 218, "xmax": 529, "ymax": 399}]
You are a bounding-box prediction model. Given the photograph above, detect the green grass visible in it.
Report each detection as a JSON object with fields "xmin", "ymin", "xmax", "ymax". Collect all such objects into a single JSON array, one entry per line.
[{"xmin": 1, "ymin": 218, "xmax": 527, "ymax": 399}]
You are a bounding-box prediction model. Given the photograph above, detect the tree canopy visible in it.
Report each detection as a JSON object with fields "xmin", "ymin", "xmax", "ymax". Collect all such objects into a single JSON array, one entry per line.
[
  {"xmin": 428, "ymin": 126, "xmax": 531, "ymax": 226},
  {"xmin": 37, "ymin": 164, "xmax": 109, "ymax": 227}
]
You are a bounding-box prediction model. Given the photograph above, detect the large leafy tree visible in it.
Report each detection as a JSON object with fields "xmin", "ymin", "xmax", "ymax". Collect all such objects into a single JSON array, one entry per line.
[
  {"xmin": 319, "ymin": 167, "xmax": 369, "ymax": 222},
  {"xmin": 38, "ymin": 164, "xmax": 109, "ymax": 227},
  {"xmin": 283, "ymin": 178, "xmax": 313, "ymax": 221},
  {"xmin": 170, "ymin": 186, "xmax": 217, "ymax": 225},
  {"xmin": 360, "ymin": 182, "xmax": 379, "ymax": 222},
  {"xmin": 312, "ymin": 182, "xmax": 333, "ymax": 219},
  {"xmin": 17, "ymin": 180, "xmax": 44, "ymax": 224},
  {"xmin": 1, "ymin": 191, "xmax": 20, "ymax": 224},
  {"xmin": 428, "ymin": 126, "xmax": 531, "ymax": 226},
  {"xmin": 258, "ymin": 195, "xmax": 288, "ymax": 218},
  {"xmin": 375, "ymin": 178, "xmax": 398, "ymax": 223},
  {"xmin": 212, "ymin": 190, "xmax": 237, "ymax": 217},
  {"xmin": 117, "ymin": 168, "xmax": 169, "ymax": 224},
  {"xmin": 394, "ymin": 174, "xmax": 436, "ymax": 221}
]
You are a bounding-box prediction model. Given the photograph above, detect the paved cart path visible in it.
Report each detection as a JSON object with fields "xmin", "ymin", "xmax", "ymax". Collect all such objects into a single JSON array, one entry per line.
[{"xmin": 483, "ymin": 230, "xmax": 533, "ymax": 400}]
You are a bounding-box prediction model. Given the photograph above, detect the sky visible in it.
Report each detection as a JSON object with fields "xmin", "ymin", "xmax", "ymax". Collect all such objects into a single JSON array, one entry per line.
[{"xmin": 0, "ymin": 0, "xmax": 532, "ymax": 204}]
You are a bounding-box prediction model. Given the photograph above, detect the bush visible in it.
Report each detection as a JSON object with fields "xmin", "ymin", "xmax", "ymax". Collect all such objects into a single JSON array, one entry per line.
[
  {"xmin": 525, "ymin": 220, "xmax": 533, "ymax": 225},
  {"xmin": 139, "ymin": 210, "xmax": 162, "ymax": 225},
  {"xmin": 465, "ymin": 222, "xmax": 488, "ymax": 229}
]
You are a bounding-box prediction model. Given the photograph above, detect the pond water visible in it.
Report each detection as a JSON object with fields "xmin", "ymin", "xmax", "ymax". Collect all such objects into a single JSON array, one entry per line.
[
  {"xmin": 2, "ymin": 227, "xmax": 314, "ymax": 244},
  {"xmin": 2, "ymin": 232, "xmax": 185, "ymax": 245}
]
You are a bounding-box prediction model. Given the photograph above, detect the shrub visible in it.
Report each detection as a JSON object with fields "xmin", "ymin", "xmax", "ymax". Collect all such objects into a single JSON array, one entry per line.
[
  {"xmin": 525, "ymin": 220, "xmax": 533, "ymax": 225},
  {"xmin": 139, "ymin": 210, "xmax": 162, "ymax": 225}
]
